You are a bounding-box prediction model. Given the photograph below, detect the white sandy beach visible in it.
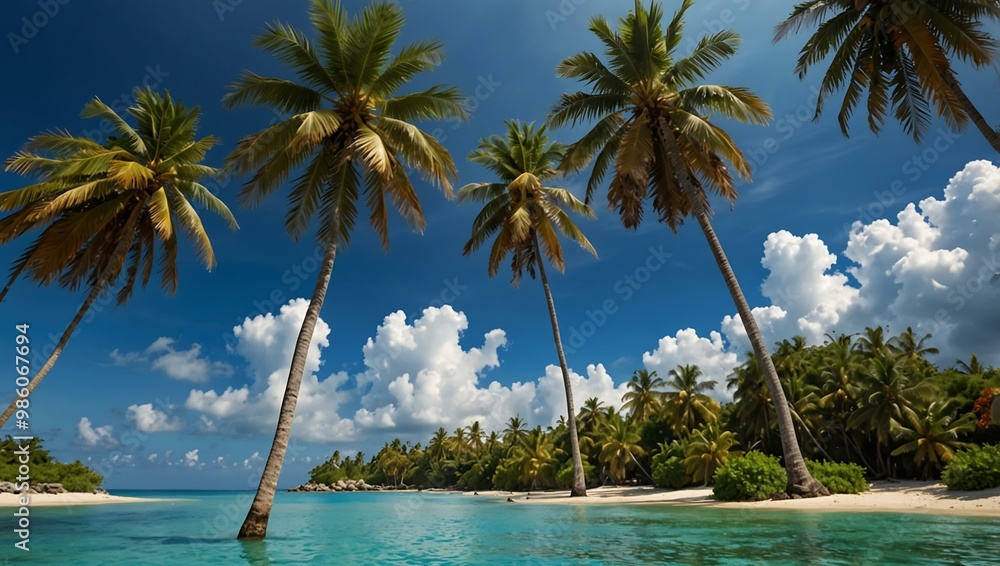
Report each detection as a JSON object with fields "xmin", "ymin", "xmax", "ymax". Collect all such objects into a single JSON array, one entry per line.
[
  {"xmin": 466, "ymin": 481, "xmax": 1000, "ymax": 517},
  {"xmin": 0, "ymin": 492, "xmax": 174, "ymax": 507}
]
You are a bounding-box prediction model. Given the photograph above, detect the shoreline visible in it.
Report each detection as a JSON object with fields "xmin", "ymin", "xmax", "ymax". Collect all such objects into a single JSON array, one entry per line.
[
  {"xmin": 461, "ymin": 481, "xmax": 1000, "ymax": 517},
  {"xmin": 0, "ymin": 492, "xmax": 179, "ymax": 507}
]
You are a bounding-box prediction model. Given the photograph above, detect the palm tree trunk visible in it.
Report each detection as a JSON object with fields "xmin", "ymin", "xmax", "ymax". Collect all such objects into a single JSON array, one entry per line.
[
  {"xmin": 0, "ymin": 261, "xmax": 28, "ymax": 303},
  {"xmin": 656, "ymin": 118, "xmax": 828, "ymax": 497},
  {"xmin": 532, "ymin": 235, "xmax": 587, "ymax": 497},
  {"xmin": 945, "ymin": 75, "xmax": 1000, "ymax": 152},
  {"xmin": 238, "ymin": 240, "xmax": 337, "ymax": 539},
  {"xmin": 0, "ymin": 205, "xmax": 143, "ymax": 429}
]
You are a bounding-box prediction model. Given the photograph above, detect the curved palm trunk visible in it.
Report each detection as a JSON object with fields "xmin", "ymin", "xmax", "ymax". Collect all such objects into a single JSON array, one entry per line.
[
  {"xmin": 657, "ymin": 119, "xmax": 827, "ymax": 498},
  {"xmin": 0, "ymin": 262, "xmax": 28, "ymax": 303},
  {"xmin": 533, "ymin": 236, "xmax": 587, "ymax": 497},
  {"xmin": 945, "ymin": 75, "xmax": 1000, "ymax": 152},
  {"xmin": 238, "ymin": 240, "xmax": 337, "ymax": 539},
  {"xmin": 0, "ymin": 205, "xmax": 143, "ymax": 429}
]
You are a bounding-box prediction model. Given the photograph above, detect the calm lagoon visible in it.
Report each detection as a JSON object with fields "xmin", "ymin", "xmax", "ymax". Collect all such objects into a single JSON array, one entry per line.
[{"xmin": 4, "ymin": 491, "xmax": 998, "ymax": 565}]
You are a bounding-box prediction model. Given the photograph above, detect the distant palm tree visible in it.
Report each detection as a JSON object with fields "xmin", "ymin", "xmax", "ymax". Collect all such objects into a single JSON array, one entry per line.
[
  {"xmin": 890, "ymin": 327, "xmax": 940, "ymax": 361},
  {"xmin": 459, "ymin": 121, "xmax": 597, "ymax": 497},
  {"xmin": 0, "ymin": 88, "xmax": 237, "ymax": 429},
  {"xmin": 858, "ymin": 327, "xmax": 891, "ymax": 359},
  {"xmin": 892, "ymin": 400, "xmax": 975, "ymax": 480},
  {"xmin": 224, "ymin": 0, "xmax": 466, "ymax": 539},
  {"xmin": 600, "ymin": 418, "xmax": 645, "ymax": 484},
  {"xmin": 955, "ymin": 354, "xmax": 986, "ymax": 375},
  {"xmin": 621, "ymin": 369, "xmax": 666, "ymax": 423},
  {"xmin": 502, "ymin": 416, "xmax": 528, "ymax": 447},
  {"xmin": 774, "ymin": 0, "xmax": 1000, "ymax": 151},
  {"xmin": 578, "ymin": 397, "xmax": 607, "ymax": 433},
  {"xmin": 551, "ymin": 0, "xmax": 826, "ymax": 497},
  {"xmin": 465, "ymin": 421, "xmax": 486, "ymax": 454},
  {"xmin": 448, "ymin": 427, "xmax": 470, "ymax": 457},
  {"xmin": 428, "ymin": 428, "xmax": 450, "ymax": 462},
  {"xmin": 683, "ymin": 422, "xmax": 741, "ymax": 486},
  {"xmin": 663, "ymin": 364, "xmax": 720, "ymax": 436}
]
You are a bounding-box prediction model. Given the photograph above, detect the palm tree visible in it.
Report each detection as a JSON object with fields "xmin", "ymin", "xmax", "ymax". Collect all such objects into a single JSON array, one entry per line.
[
  {"xmin": 427, "ymin": 428, "xmax": 450, "ymax": 462},
  {"xmin": 551, "ymin": 0, "xmax": 827, "ymax": 497},
  {"xmin": 465, "ymin": 421, "xmax": 486, "ymax": 454},
  {"xmin": 663, "ymin": 364, "xmax": 720, "ymax": 435},
  {"xmin": 578, "ymin": 397, "xmax": 607, "ymax": 433},
  {"xmin": 955, "ymin": 354, "xmax": 985, "ymax": 375},
  {"xmin": 774, "ymin": 0, "xmax": 1000, "ymax": 151},
  {"xmin": 890, "ymin": 327, "xmax": 940, "ymax": 361},
  {"xmin": 512, "ymin": 428, "xmax": 560, "ymax": 490},
  {"xmin": 848, "ymin": 355, "xmax": 936, "ymax": 475},
  {"xmin": 683, "ymin": 422, "xmax": 741, "ymax": 486},
  {"xmin": 224, "ymin": 0, "xmax": 465, "ymax": 539},
  {"xmin": 599, "ymin": 418, "xmax": 645, "ymax": 484},
  {"xmin": 858, "ymin": 327, "xmax": 891, "ymax": 359},
  {"xmin": 448, "ymin": 427, "xmax": 470, "ymax": 458},
  {"xmin": 621, "ymin": 369, "xmax": 666, "ymax": 423},
  {"xmin": 0, "ymin": 88, "xmax": 237, "ymax": 428},
  {"xmin": 502, "ymin": 416, "xmax": 528, "ymax": 446},
  {"xmin": 458, "ymin": 121, "xmax": 596, "ymax": 497},
  {"xmin": 891, "ymin": 400, "xmax": 975, "ymax": 479}
]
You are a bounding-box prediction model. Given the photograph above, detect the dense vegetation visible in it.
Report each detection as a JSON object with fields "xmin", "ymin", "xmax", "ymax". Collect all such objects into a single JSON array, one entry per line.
[
  {"xmin": 310, "ymin": 329, "xmax": 999, "ymax": 492},
  {"xmin": 0, "ymin": 437, "xmax": 104, "ymax": 492}
]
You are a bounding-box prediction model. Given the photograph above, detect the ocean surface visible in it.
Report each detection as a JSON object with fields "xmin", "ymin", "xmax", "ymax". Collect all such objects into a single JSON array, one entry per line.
[{"xmin": 2, "ymin": 490, "xmax": 998, "ymax": 565}]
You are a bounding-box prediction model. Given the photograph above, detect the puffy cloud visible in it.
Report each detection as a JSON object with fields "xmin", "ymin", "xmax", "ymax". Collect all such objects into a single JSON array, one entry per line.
[
  {"xmin": 150, "ymin": 341, "xmax": 233, "ymax": 382},
  {"xmin": 530, "ymin": 363, "xmax": 628, "ymax": 425},
  {"xmin": 111, "ymin": 338, "xmax": 233, "ymax": 382},
  {"xmin": 642, "ymin": 329, "xmax": 739, "ymax": 401},
  {"xmin": 75, "ymin": 417, "xmax": 118, "ymax": 449},
  {"xmin": 184, "ymin": 449, "xmax": 200, "ymax": 467},
  {"xmin": 354, "ymin": 307, "xmax": 528, "ymax": 434},
  {"xmin": 185, "ymin": 299, "xmax": 356, "ymax": 442},
  {"xmin": 126, "ymin": 404, "xmax": 183, "ymax": 433}
]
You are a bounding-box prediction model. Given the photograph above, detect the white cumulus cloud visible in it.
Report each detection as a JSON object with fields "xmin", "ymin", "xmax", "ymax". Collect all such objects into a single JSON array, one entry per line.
[
  {"xmin": 75, "ymin": 417, "xmax": 118, "ymax": 449},
  {"xmin": 126, "ymin": 403, "xmax": 183, "ymax": 433}
]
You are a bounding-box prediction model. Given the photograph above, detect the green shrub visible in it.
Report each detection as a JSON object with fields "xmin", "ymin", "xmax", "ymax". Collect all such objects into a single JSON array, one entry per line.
[
  {"xmin": 651, "ymin": 440, "xmax": 691, "ymax": 489},
  {"xmin": 805, "ymin": 460, "xmax": 868, "ymax": 494},
  {"xmin": 713, "ymin": 452, "xmax": 786, "ymax": 501},
  {"xmin": 942, "ymin": 444, "xmax": 1000, "ymax": 490}
]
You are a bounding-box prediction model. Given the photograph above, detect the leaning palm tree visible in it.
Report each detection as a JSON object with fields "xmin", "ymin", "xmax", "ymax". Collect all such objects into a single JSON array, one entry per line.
[
  {"xmin": 551, "ymin": 0, "xmax": 827, "ymax": 497},
  {"xmin": 774, "ymin": 0, "xmax": 1000, "ymax": 151},
  {"xmin": 621, "ymin": 369, "xmax": 666, "ymax": 423},
  {"xmin": 458, "ymin": 120, "xmax": 597, "ymax": 497},
  {"xmin": 0, "ymin": 88, "xmax": 237, "ymax": 429},
  {"xmin": 224, "ymin": 0, "xmax": 465, "ymax": 539},
  {"xmin": 663, "ymin": 364, "xmax": 721, "ymax": 436}
]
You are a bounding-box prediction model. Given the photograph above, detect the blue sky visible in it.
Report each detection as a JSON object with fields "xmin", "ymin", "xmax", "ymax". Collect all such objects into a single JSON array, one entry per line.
[{"xmin": 2, "ymin": 0, "xmax": 999, "ymax": 489}]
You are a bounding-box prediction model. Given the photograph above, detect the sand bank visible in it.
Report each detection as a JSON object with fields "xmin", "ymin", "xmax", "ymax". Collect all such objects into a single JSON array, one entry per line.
[
  {"xmin": 468, "ymin": 481, "xmax": 1000, "ymax": 517},
  {"xmin": 0, "ymin": 492, "xmax": 175, "ymax": 507}
]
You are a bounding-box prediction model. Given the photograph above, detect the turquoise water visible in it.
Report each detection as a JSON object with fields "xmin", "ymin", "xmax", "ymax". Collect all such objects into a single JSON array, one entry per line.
[{"xmin": 2, "ymin": 491, "xmax": 998, "ymax": 564}]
